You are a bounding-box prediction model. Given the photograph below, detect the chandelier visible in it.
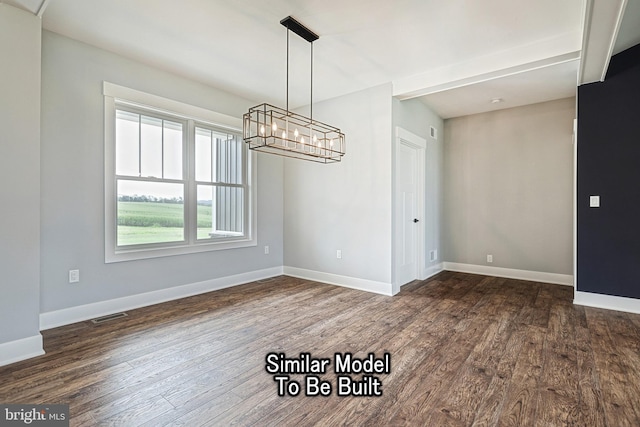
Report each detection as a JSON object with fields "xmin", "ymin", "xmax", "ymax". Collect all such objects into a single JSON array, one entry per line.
[{"xmin": 243, "ymin": 16, "xmax": 345, "ymax": 163}]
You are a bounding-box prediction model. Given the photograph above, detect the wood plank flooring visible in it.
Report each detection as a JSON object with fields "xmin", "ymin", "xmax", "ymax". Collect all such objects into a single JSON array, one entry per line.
[{"xmin": 1, "ymin": 272, "xmax": 640, "ymax": 426}]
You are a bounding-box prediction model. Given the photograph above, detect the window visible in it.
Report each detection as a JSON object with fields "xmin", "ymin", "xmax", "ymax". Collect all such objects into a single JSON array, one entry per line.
[
  {"xmin": 104, "ymin": 82, "xmax": 256, "ymax": 262},
  {"xmin": 115, "ymin": 109, "xmax": 186, "ymax": 247},
  {"xmin": 194, "ymin": 126, "xmax": 245, "ymax": 240}
]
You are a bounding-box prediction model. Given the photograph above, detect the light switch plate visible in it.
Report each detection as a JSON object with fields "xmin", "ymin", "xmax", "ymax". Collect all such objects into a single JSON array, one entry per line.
[{"xmin": 589, "ymin": 195, "xmax": 600, "ymax": 208}]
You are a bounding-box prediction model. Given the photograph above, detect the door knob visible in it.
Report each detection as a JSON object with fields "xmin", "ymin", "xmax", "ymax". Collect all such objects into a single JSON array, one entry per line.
[{"xmin": 413, "ymin": 218, "xmax": 419, "ymax": 223}]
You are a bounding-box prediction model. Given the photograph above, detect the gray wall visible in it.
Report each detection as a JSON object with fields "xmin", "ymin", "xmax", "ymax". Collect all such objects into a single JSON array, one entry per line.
[
  {"xmin": 443, "ymin": 98, "xmax": 574, "ymax": 275},
  {"xmin": 392, "ymin": 98, "xmax": 444, "ymax": 279},
  {"xmin": 40, "ymin": 31, "xmax": 284, "ymax": 313},
  {"xmin": 284, "ymin": 84, "xmax": 393, "ymax": 285},
  {"xmin": 0, "ymin": 5, "xmax": 42, "ymax": 344},
  {"xmin": 393, "ymin": 98, "xmax": 443, "ymax": 142}
]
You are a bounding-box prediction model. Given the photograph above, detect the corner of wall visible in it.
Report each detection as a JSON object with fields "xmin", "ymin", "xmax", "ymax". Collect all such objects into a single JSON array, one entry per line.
[
  {"xmin": 0, "ymin": 3, "xmax": 43, "ymax": 356},
  {"xmin": 0, "ymin": 335, "xmax": 44, "ymax": 368}
]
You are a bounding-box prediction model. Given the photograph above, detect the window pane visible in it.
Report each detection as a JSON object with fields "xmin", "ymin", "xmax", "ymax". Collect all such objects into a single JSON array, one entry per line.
[
  {"xmin": 196, "ymin": 185, "xmax": 213, "ymax": 239},
  {"xmin": 197, "ymin": 185, "xmax": 243, "ymax": 239},
  {"xmin": 140, "ymin": 115, "xmax": 163, "ymax": 178},
  {"xmin": 216, "ymin": 186, "xmax": 243, "ymax": 234},
  {"xmin": 232, "ymin": 134, "xmax": 243, "ymax": 184},
  {"xmin": 195, "ymin": 127, "xmax": 212, "ymax": 182},
  {"xmin": 196, "ymin": 127, "xmax": 243, "ymax": 185},
  {"xmin": 215, "ymin": 132, "xmax": 228, "ymax": 183},
  {"xmin": 215, "ymin": 133, "xmax": 243, "ymax": 184},
  {"xmin": 116, "ymin": 110, "xmax": 140, "ymax": 176},
  {"xmin": 163, "ymin": 120, "xmax": 183, "ymax": 179},
  {"xmin": 117, "ymin": 180, "xmax": 184, "ymax": 246}
]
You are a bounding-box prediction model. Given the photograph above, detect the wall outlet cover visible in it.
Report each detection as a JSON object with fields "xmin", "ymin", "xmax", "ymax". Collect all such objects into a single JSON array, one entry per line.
[{"xmin": 69, "ymin": 269, "xmax": 80, "ymax": 283}]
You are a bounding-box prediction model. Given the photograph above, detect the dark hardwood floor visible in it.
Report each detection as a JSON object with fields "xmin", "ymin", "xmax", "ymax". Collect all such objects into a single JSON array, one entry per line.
[{"xmin": 1, "ymin": 272, "xmax": 640, "ymax": 426}]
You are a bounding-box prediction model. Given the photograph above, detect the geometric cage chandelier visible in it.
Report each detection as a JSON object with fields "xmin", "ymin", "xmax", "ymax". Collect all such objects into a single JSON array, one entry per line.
[{"xmin": 243, "ymin": 16, "xmax": 346, "ymax": 163}]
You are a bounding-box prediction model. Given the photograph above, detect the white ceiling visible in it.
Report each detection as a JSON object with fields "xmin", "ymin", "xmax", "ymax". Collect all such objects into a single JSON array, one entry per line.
[{"xmin": 4, "ymin": 0, "xmax": 640, "ymax": 119}]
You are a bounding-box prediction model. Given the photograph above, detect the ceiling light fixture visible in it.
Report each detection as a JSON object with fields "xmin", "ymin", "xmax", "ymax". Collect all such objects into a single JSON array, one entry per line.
[
  {"xmin": 490, "ymin": 98, "xmax": 504, "ymax": 104},
  {"xmin": 243, "ymin": 16, "xmax": 345, "ymax": 163}
]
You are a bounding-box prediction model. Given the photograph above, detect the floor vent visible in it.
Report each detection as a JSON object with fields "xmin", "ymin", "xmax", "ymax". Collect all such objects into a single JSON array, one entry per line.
[
  {"xmin": 257, "ymin": 277, "xmax": 276, "ymax": 283},
  {"xmin": 91, "ymin": 312, "xmax": 128, "ymax": 324}
]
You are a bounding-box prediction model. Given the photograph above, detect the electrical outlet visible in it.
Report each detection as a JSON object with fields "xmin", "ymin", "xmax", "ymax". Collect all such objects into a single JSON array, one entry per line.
[
  {"xmin": 487, "ymin": 254, "xmax": 493, "ymax": 263},
  {"xmin": 336, "ymin": 250, "xmax": 342, "ymax": 259},
  {"xmin": 264, "ymin": 245, "xmax": 270, "ymax": 255},
  {"xmin": 69, "ymin": 269, "xmax": 80, "ymax": 283}
]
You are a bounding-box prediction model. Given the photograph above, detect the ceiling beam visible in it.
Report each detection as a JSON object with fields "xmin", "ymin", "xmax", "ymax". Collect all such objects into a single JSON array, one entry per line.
[
  {"xmin": 392, "ymin": 29, "xmax": 581, "ymax": 101},
  {"xmin": 36, "ymin": 0, "xmax": 51, "ymax": 18},
  {"xmin": 395, "ymin": 51, "xmax": 580, "ymax": 101},
  {"xmin": 578, "ymin": 0, "xmax": 628, "ymax": 84}
]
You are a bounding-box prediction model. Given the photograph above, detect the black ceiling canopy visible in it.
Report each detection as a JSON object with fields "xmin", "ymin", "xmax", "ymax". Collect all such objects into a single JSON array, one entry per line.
[{"xmin": 280, "ymin": 16, "xmax": 319, "ymax": 43}]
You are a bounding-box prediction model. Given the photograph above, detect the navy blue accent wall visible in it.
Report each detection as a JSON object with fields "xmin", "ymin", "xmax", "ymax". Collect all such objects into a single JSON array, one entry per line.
[{"xmin": 577, "ymin": 44, "xmax": 640, "ymax": 299}]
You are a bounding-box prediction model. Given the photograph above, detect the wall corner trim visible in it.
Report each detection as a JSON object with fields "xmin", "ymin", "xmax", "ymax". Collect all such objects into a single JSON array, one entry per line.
[
  {"xmin": 283, "ymin": 266, "xmax": 393, "ymax": 296},
  {"xmin": 443, "ymin": 262, "xmax": 573, "ymax": 286},
  {"xmin": 574, "ymin": 291, "xmax": 640, "ymax": 314},
  {"xmin": 40, "ymin": 266, "xmax": 284, "ymax": 330},
  {"xmin": 0, "ymin": 334, "xmax": 44, "ymax": 367}
]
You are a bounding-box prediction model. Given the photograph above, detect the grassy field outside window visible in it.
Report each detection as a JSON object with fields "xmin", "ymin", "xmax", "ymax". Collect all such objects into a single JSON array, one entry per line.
[{"xmin": 117, "ymin": 201, "xmax": 213, "ymax": 245}]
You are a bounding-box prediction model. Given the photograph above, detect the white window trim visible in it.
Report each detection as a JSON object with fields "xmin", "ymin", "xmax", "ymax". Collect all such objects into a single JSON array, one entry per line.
[{"xmin": 104, "ymin": 82, "xmax": 257, "ymax": 263}]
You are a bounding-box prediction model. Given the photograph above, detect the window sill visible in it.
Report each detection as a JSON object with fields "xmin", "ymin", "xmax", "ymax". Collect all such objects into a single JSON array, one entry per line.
[{"xmin": 105, "ymin": 237, "xmax": 257, "ymax": 263}]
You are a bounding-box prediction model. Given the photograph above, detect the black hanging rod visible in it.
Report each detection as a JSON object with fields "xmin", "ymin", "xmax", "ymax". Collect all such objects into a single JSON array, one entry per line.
[{"xmin": 280, "ymin": 16, "xmax": 319, "ymax": 43}]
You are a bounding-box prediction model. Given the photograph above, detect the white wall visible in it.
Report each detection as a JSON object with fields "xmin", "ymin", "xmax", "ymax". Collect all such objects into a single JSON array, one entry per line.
[
  {"xmin": 284, "ymin": 84, "xmax": 394, "ymax": 292},
  {"xmin": 443, "ymin": 98, "xmax": 574, "ymax": 275},
  {"xmin": 0, "ymin": 5, "xmax": 43, "ymax": 361},
  {"xmin": 40, "ymin": 31, "xmax": 284, "ymax": 315},
  {"xmin": 392, "ymin": 98, "xmax": 444, "ymax": 284}
]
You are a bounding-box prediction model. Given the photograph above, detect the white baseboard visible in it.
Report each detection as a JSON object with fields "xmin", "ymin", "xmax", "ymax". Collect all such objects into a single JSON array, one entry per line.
[
  {"xmin": 283, "ymin": 266, "xmax": 393, "ymax": 296},
  {"xmin": 0, "ymin": 334, "xmax": 44, "ymax": 367},
  {"xmin": 421, "ymin": 263, "xmax": 444, "ymax": 281},
  {"xmin": 443, "ymin": 262, "xmax": 573, "ymax": 286},
  {"xmin": 574, "ymin": 291, "xmax": 640, "ymax": 314},
  {"xmin": 40, "ymin": 266, "xmax": 284, "ymax": 330}
]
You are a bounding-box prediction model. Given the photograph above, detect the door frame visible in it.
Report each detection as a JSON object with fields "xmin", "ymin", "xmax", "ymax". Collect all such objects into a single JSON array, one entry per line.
[{"xmin": 393, "ymin": 127, "xmax": 426, "ymax": 294}]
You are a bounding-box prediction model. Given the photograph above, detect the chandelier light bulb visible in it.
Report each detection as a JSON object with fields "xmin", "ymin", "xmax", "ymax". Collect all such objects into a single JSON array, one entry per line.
[
  {"xmin": 294, "ymin": 128, "xmax": 299, "ymax": 138},
  {"xmin": 313, "ymin": 134, "xmax": 318, "ymax": 143},
  {"xmin": 260, "ymin": 125, "xmax": 265, "ymax": 136},
  {"xmin": 272, "ymin": 122, "xmax": 278, "ymax": 132},
  {"xmin": 282, "ymin": 130, "xmax": 286, "ymax": 139},
  {"xmin": 330, "ymin": 138, "xmax": 334, "ymax": 147}
]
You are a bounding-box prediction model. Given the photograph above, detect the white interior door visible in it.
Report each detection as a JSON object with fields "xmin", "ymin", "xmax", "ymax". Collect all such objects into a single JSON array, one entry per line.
[{"xmin": 395, "ymin": 128, "xmax": 426, "ymax": 290}]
